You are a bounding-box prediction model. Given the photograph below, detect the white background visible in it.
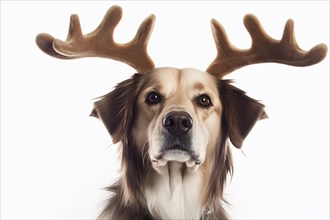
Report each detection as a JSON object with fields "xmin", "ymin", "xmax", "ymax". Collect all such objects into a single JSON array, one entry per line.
[{"xmin": 1, "ymin": 1, "xmax": 329, "ymax": 219}]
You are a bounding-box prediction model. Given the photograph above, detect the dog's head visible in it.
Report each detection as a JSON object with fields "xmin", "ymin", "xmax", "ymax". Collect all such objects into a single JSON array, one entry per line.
[{"xmin": 91, "ymin": 67, "xmax": 266, "ymax": 172}]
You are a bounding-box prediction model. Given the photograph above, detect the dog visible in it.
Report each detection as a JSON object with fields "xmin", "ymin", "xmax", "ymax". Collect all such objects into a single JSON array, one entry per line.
[
  {"xmin": 35, "ymin": 5, "xmax": 327, "ymax": 220},
  {"xmin": 90, "ymin": 67, "xmax": 266, "ymax": 219}
]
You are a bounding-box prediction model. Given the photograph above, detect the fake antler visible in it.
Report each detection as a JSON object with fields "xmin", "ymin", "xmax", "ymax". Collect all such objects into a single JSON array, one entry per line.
[
  {"xmin": 207, "ymin": 14, "xmax": 328, "ymax": 78},
  {"xmin": 36, "ymin": 6, "xmax": 155, "ymax": 73}
]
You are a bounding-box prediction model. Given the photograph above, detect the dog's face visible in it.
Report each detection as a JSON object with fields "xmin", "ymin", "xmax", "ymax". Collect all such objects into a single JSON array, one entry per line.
[
  {"xmin": 133, "ymin": 68, "xmax": 222, "ymax": 170},
  {"xmin": 92, "ymin": 67, "xmax": 266, "ymax": 172}
]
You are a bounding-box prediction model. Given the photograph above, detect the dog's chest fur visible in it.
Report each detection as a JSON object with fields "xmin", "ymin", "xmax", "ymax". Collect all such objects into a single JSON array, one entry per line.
[{"xmin": 145, "ymin": 162, "xmax": 203, "ymax": 219}]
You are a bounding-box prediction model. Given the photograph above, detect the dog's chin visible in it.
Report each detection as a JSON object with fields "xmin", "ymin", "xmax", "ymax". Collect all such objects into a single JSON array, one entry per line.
[{"xmin": 152, "ymin": 149, "xmax": 202, "ymax": 168}]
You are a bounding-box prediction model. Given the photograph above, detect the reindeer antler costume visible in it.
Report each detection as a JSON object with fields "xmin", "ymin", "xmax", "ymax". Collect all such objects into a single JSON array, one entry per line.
[
  {"xmin": 36, "ymin": 5, "xmax": 327, "ymax": 220},
  {"xmin": 36, "ymin": 6, "xmax": 155, "ymax": 72},
  {"xmin": 36, "ymin": 5, "xmax": 327, "ymax": 77}
]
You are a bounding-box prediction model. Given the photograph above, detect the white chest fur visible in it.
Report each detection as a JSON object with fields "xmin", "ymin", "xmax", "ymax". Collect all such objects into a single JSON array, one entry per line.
[{"xmin": 146, "ymin": 162, "xmax": 203, "ymax": 219}]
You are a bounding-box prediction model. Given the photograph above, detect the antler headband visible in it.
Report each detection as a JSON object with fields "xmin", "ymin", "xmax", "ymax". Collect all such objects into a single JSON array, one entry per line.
[{"xmin": 36, "ymin": 5, "xmax": 327, "ymax": 77}]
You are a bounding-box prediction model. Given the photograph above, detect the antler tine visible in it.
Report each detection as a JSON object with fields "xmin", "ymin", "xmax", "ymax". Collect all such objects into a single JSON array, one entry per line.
[
  {"xmin": 207, "ymin": 14, "xmax": 328, "ymax": 78},
  {"xmin": 206, "ymin": 19, "xmax": 240, "ymax": 78},
  {"xmin": 36, "ymin": 6, "xmax": 155, "ymax": 73},
  {"xmin": 53, "ymin": 6, "xmax": 123, "ymax": 57}
]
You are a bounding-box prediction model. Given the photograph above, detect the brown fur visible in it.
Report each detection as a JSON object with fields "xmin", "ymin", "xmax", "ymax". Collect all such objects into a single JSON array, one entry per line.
[{"xmin": 92, "ymin": 70, "xmax": 266, "ymax": 219}]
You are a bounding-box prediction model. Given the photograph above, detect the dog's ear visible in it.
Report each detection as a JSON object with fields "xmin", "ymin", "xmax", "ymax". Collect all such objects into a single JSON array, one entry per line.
[
  {"xmin": 219, "ymin": 80, "xmax": 267, "ymax": 149},
  {"xmin": 90, "ymin": 74, "xmax": 144, "ymax": 143}
]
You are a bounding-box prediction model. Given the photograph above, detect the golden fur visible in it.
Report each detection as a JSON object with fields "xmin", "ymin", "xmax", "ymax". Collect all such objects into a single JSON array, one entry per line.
[{"xmin": 91, "ymin": 67, "xmax": 266, "ymax": 219}]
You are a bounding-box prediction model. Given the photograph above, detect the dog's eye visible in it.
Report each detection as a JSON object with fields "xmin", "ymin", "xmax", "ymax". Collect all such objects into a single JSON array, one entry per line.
[
  {"xmin": 196, "ymin": 94, "xmax": 212, "ymax": 108},
  {"xmin": 146, "ymin": 91, "xmax": 161, "ymax": 105}
]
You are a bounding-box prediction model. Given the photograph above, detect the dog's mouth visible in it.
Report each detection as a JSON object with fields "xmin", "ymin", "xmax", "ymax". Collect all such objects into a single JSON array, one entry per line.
[
  {"xmin": 151, "ymin": 133, "xmax": 202, "ymax": 167},
  {"xmin": 152, "ymin": 144, "xmax": 201, "ymax": 167}
]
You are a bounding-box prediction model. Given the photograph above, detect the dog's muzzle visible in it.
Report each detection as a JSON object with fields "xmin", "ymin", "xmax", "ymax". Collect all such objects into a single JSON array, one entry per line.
[{"xmin": 152, "ymin": 111, "xmax": 201, "ymax": 167}]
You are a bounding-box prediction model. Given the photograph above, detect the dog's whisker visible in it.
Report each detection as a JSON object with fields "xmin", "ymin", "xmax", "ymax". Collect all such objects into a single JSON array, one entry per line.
[
  {"xmin": 106, "ymin": 143, "xmax": 115, "ymax": 149},
  {"xmin": 240, "ymin": 149, "xmax": 248, "ymax": 158},
  {"xmin": 142, "ymin": 141, "xmax": 149, "ymax": 167},
  {"xmin": 144, "ymin": 165, "xmax": 153, "ymax": 184}
]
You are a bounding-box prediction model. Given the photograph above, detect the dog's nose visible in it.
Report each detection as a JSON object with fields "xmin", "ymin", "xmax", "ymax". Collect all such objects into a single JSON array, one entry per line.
[{"xmin": 162, "ymin": 111, "xmax": 193, "ymax": 135}]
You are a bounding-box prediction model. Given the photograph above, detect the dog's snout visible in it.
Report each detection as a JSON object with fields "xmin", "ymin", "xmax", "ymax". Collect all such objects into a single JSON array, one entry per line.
[{"xmin": 162, "ymin": 111, "xmax": 193, "ymax": 135}]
